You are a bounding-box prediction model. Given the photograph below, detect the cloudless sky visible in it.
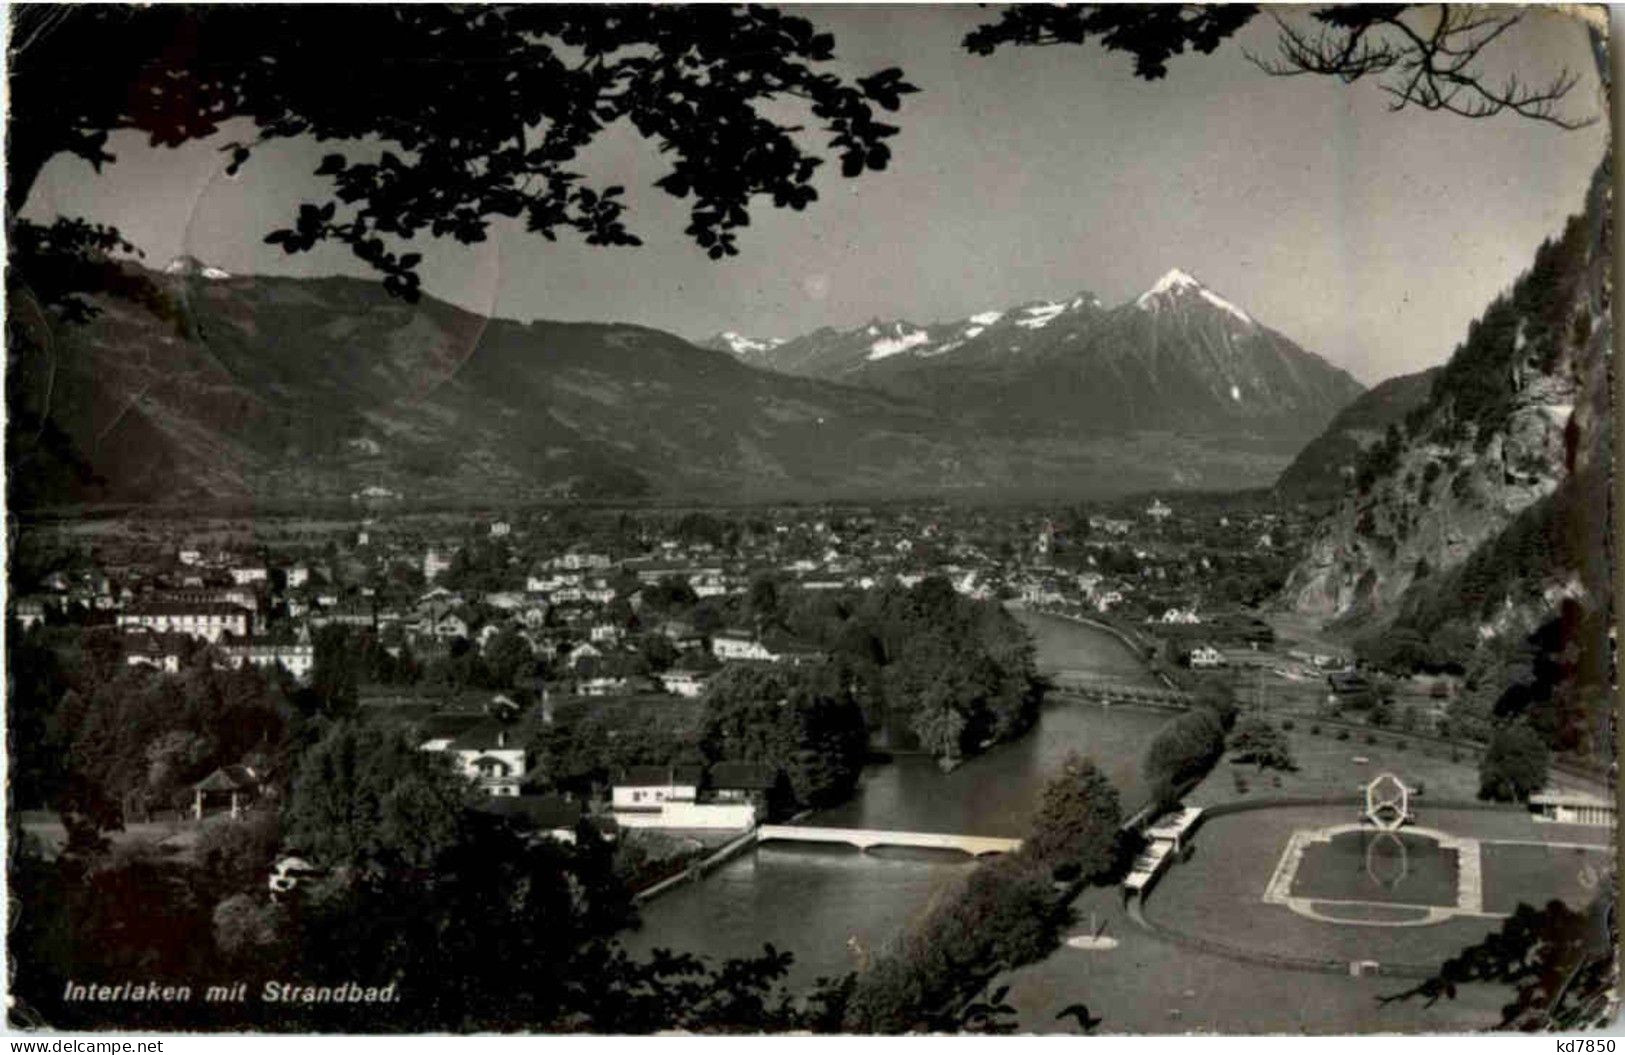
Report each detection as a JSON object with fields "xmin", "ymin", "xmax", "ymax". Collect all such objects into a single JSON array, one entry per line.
[{"xmin": 22, "ymin": 5, "xmax": 1608, "ymax": 385}]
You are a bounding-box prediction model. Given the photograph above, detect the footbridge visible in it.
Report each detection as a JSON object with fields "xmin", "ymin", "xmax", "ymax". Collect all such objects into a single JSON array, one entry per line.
[
  {"xmin": 1049, "ymin": 669, "xmax": 1189, "ymax": 707},
  {"xmin": 757, "ymin": 824, "xmax": 1020, "ymax": 856}
]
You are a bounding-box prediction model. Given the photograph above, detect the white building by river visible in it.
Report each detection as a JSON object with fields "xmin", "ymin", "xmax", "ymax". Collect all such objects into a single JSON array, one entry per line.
[{"xmin": 1529, "ymin": 788, "xmax": 1616, "ymax": 827}]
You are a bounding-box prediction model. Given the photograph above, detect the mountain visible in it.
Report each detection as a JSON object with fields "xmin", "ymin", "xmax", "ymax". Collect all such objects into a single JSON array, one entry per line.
[
  {"xmin": 163, "ymin": 254, "xmax": 233, "ymax": 280},
  {"xmin": 703, "ymin": 294, "xmax": 1104, "ymax": 382},
  {"xmin": 711, "ymin": 270, "xmax": 1363, "ymax": 446},
  {"xmin": 1280, "ymin": 161, "xmax": 1612, "ymax": 763},
  {"xmin": 7, "ymin": 263, "xmax": 1312, "ymax": 510},
  {"xmin": 1281, "ymin": 165, "xmax": 1610, "ymax": 628},
  {"xmin": 700, "ymin": 331, "xmax": 786, "ymax": 360},
  {"xmin": 1274, "ymin": 367, "xmax": 1442, "ymax": 502}
]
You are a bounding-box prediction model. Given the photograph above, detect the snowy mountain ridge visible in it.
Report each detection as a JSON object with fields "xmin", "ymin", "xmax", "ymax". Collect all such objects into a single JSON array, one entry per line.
[
  {"xmin": 707, "ymin": 270, "xmax": 1256, "ymax": 369},
  {"xmin": 697, "ymin": 268, "xmax": 1363, "ymax": 453}
]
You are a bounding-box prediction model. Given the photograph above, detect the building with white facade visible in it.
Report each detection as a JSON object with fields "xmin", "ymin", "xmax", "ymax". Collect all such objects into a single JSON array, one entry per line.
[
  {"xmin": 611, "ymin": 765, "xmax": 759, "ymax": 831},
  {"xmin": 658, "ymin": 670, "xmax": 710, "ymax": 698},
  {"xmin": 711, "ymin": 631, "xmax": 773, "ymax": 662},
  {"xmin": 423, "ymin": 721, "xmax": 529, "ymax": 797},
  {"xmin": 1529, "ymin": 788, "xmax": 1616, "ymax": 827},
  {"xmin": 230, "ymin": 566, "xmax": 268, "ymax": 586},
  {"xmin": 424, "ymin": 548, "xmax": 454, "ymax": 582},
  {"xmin": 118, "ymin": 602, "xmax": 251, "ymax": 643},
  {"xmin": 219, "ymin": 642, "xmax": 316, "ymax": 681}
]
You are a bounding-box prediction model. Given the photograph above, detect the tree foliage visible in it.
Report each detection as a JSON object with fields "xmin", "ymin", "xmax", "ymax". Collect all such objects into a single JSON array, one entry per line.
[
  {"xmin": 1380, "ymin": 896, "xmax": 1616, "ymax": 1030},
  {"xmin": 1478, "ymin": 722, "xmax": 1551, "ymax": 803},
  {"xmin": 796, "ymin": 577, "xmax": 1042, "ymax": 762},
  {"xmin": 1228, "ymin": 716, "xmax": 1295, "ymax": 771},
  {"xmin": 698, "ymin": 663, "xmax": 867, "ymax": 809},
  {"xmin": 530, "ymin": 695, "xmax": 707, "ymax": 796},
  {"xmin": 9, "ymin": 5, "xmax": 917, "ymax": 296},
  {"xmin": 64, "ymin": 663, "xmax": 292, "ymax": 822},
  {"xmin": 842, "ymin": 854, "xmax": 1064, "ymax": 1033},
  {"xmin": 1023, "ymin": 752, "xmax": 1122, "ymax": 881},
  {"xmin": 283, "ymin": 720, "xmax": 476, "ymax": 874},
  {"xmin": 966, "ymin": 5, "xmax": 1597, "ymax": 129},
  {"xmin": 1142, "ymin": 707, "xmax": 1226, "ymax": 806}
]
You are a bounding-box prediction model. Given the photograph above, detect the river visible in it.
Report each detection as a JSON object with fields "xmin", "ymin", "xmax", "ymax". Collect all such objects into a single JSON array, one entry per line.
[{"xmin": 622, "ymin": 606, "xmax": 1172, "ymax": 986}]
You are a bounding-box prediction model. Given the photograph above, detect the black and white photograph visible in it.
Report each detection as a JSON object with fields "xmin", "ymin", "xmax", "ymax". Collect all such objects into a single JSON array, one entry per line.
[{"xmin": 3, "ymin": 2, "xmax": 1618, "ymax": 1036}]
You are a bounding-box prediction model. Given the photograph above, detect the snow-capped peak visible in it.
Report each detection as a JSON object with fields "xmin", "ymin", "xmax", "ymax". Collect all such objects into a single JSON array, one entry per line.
[
  {"xmin": 164, "ymin": 255, "xmax": 231, "ymax": 280},
  {"xmin": 1016, "ymin": 301, "xmax": 1067, "ymax": 330},
  {"xmin": 868, "ymin": 325, "xmax": 931, "ymax": 360},
  {"xmin": 1135, "ymin": 268, "xmax": 1253, "ymax": 325},
  {"xmin": 1142, "ymin": 268, "xmax": 1203, "ymax": 298},
  {"xmin": 1198, "ymin": 288, "xmax": 1253, "ymax": 325},
  {"xmin": 715, "ymin": 331, "xmax": 785, "ymax": 357}
]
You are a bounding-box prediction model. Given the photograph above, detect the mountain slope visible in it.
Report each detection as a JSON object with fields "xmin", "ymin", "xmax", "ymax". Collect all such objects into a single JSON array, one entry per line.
[
  {"xmin": 712, "ymin": 271, "xmax": 1363, "ymax": 447},
  {"xmin": 7, "ymin": 265, "xmax": 1316, "ymax": 508},
  {"xmin": 702, "ymin": 295, "xmax": 1104, "ymax": 383},
  {"xmin": 1281, "ymin": 161, "xmax": 1612, "ymax": 645},
  {"xmin": 1274, "ymin": 367, "xmax": 1442, "ymax": 501}
]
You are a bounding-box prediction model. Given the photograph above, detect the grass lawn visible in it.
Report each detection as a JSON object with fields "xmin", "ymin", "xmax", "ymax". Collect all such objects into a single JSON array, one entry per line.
[
  {"xmin": 995, "ymin": 879, "xmax": 1514, "ymax": 1034},
  {"xmin": 994, "ymin": 627, "xmax": 1613, "ymax": 1033},
  {"xmin": 1147, "ymin": 806, "xmax": 1512, "ymax": 968},
  {"xmin": 1480, "ymin": 840, "xmax": 1614, "ymax": 916},
  {"xmin": 1183, "ymin": 721, "xmax": 1484, "ymax": 807},
  {"xmin": 16, "ymin": 811, "xmax": 214, "ymax": 860}
]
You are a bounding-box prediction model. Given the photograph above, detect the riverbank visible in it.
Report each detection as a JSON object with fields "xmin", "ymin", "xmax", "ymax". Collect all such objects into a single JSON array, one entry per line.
[
  {"xmin": 625, "ymin": 611, "xmax": 1186, "ymax": 988},
  {"xmin": 1007, "ymin": 602, "xmax": 1175, "ymax": 690},
  {"xmin": 1009, "ymin": 600, "xmax": 1154, "ymax": 659}
]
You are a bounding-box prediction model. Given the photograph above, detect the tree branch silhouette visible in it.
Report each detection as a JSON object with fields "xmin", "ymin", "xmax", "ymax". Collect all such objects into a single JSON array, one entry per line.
[
  {"xmin": 1377, "ymin": 897, "xmax": 1617, "ymax": 1030},
  {"xmin": 7, "ymin": 5, "xmax": 918, "ymax": 300},
  {"xmin": 1248, "ymin": 6, "xmax": 1593, "ymax": 129},
  {"xmin": 965, "ymin": 4, "xmax": 1596, "ymax": 130}
]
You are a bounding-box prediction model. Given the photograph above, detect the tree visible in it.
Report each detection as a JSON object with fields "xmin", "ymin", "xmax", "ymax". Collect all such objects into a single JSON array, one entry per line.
[
  {"xmin": 193, "ymin": 808, "xmax": 283, "ymax": 900},
  {"xmin": 1143, "ymin": 707, "xmax": 1225, "ymax": 806},
  {"xmin": 9, "ymin": 6, "xmax": 917, "ymax": 297},
  {"xmin": 1228, "ymin": 716, "xmax": 1295, "ymax": 772},
  {"xmin": 211, "ymin": 894, "xmax": 288, "ymax": 963},
  {"xmin": 1379, "ymin": 897, "xmax": 1615, "ymax": 1029},
  {"xmin": 143, "ymin": 730, "xmax": 213, "ymax": 804},
  {"xmin": 1478, "ymin": 723, "xmax": 1550, "ymax": 802},
  {"xmin": 481, "ymin": 624, "xmax": 536, "ymax": 689},
  {"xmin": 699, "ymin": 664, "xmax": 866, "ymax": 807},
  {"xmin": 965, "ymin": 5, "xmax": 1597, "ymax": 129},
  {"xmin": 283, "ymin": 721, "xmax": 475, "ymax": 874},
  {"xmin": 1024, "ymin": 753, "xmax": 1122, "ymax": 882},
  {"xmin": 1191, "ymin": 678, "xmax": 1239, "ymax": 730},
  {"xmin": 841, "ymin": 853, "xmax": 1063, "ymax": 1033},
  {"xmin": 909, "ymin": 699, "xmax": 968, "ymax": 765},
  {"xmin": 747, "ymin": 574, "xmax": 782, "ymax": 631},
  {"xmin": 305, "ymin": 625, "xmax": 361, "ymax": 717}
]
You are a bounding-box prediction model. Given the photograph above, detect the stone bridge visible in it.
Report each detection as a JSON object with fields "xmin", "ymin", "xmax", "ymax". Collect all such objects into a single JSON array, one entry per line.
[{"xmin": 756, "ymin": 824, "xmax": 1021, "ymax": 856}]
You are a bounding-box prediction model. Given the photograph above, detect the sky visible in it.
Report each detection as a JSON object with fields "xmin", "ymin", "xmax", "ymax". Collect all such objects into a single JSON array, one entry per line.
[{"xmin": 21, "ymin": 5, "xmax": 1609, "ymax": 385}]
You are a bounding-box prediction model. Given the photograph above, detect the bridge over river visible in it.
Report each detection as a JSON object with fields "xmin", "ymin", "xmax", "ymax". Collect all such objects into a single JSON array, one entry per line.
[
  {"xmin": 757, "ymin": 824, "xmax": 1021, "ymax": 856},
  {"xmin": 1049, "ymin": 667, "xmax": 1189, "ymax": 707},
  {"xmin": 629, "ymin": 608, "xmax": 1178, "ymax": 989}
]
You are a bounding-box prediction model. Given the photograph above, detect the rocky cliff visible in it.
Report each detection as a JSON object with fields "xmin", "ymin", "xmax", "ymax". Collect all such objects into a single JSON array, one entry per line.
[
  {"xmin": 1274, "ymin": 368, "xmax": 1441, "ymax": 503},
  {"xmin": 1282, "ymin": 160, "xmax": 1611, "ymax": 643}
]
